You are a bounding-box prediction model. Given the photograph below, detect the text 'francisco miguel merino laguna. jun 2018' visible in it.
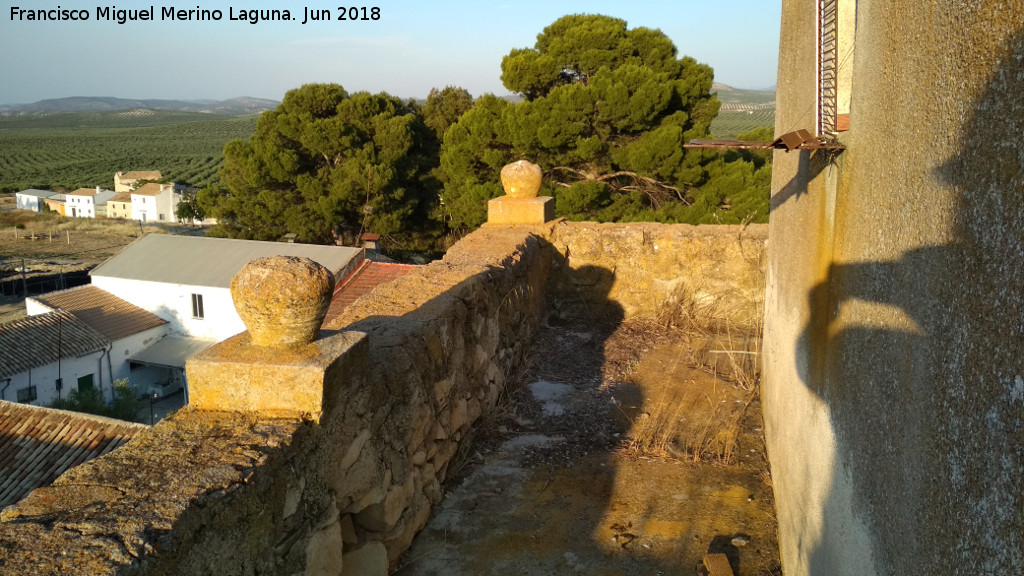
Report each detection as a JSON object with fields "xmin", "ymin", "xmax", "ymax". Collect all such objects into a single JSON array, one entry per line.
[{"xmin": 9, "ymin": 5, "xmax": 382, "ymax": 25}]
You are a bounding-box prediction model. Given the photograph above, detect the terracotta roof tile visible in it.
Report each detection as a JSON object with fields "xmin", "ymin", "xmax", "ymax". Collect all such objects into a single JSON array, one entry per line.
[
  {"xmin": 0, "ymin": 311, "xmax": 109, "ymax": 379},
  {"xmin": 0, "ymin": 401, "xmax": 146, "ymax": 508},
  {"xmin": 30, "ymin": 285, "xmax": 167, "ymax": 342},
  {"xmin": 129, "ymin": 183, "xmax": 165, "ymax": 197},
  {"xmin": 322, "ymin": 261, "xmax": 419, "ymax": 326},
  {"xmin": 119, "ymin": 170, "xmax": 162, "ymax": 181}
]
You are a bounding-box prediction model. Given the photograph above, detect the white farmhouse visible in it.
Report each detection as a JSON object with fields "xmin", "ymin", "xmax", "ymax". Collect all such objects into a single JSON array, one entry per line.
[
  {"xmin": 66, "ymin": 187, "xmax": 117, "ymax": 218},
  {"xmin": 0, "ymin": 286, "xmax": 169, "ymax": 407},
  {"xmin": 15, "ymin": 189, "xmax": 57, "ymax": 212},
  {"xmin": 90, "ymin": 235, "xmax": 364, "ymax": 341},
  {"xmin": 130, "ymin": 183, "xmax": 179, "ymax": 223},
  {"xmin": 0, "ymin": 311, "xmax": 108, "ymax": 407},
  {"xmin": 25, "ymin": 285, "xmax": 172, "ymax": 398}
]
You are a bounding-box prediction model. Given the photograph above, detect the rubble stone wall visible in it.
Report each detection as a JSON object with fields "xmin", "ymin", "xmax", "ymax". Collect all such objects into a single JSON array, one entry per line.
[{"xmin": 0, "ymin": 223, "xmax": 765, "ymax": 575}]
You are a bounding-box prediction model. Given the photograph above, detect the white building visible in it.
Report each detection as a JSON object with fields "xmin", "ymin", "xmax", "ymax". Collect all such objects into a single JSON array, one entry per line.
[
  {"xmin": 15, "ymin": 189, "xmax": 57, "ymax": 212},
  {"xmin": 90, "ymin": 235, "xmax": 364, "ymax": 341},
  {"xmin": 25, "ymin": 285, "xmax": 172, "ymax": 399},
  {"xmin": 66, "ymin": 187, "xmax": 117, "ymax": 219},
  {"xmin": 1, "ymin": 311, "xmax": 115, "ymax": 407},
  {"xmin": 130, "ymin": 183, "xmax": 179, "ymax": 223}
]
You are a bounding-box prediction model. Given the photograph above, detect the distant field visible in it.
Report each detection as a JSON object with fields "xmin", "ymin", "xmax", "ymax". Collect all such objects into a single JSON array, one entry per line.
[
  {"xmin": 710, "ymin": 108, "xmax": 776, "ymax": 139},
  {"xmin": 709, "ymin": 84, "xmax": 776, "ymax": 139},
  {"xmin": 0, "ymin": 110, "xmax": 258, "ymax": 192}
]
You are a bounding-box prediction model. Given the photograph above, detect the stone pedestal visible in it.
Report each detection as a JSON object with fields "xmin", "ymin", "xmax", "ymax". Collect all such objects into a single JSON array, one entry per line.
[
  {"xmin": 187, "ymin": 255, "xmax": 362, "ymax": 419},
  {"xmin": 186, "ymin": 330, "xmax": 367, "ymax": 419},
  {"xmin": 487, "ymin": 196, "xmax": 555, "ymax": 225},
  {"xmin": 487, "ymin": 160, "xmax": 554, "ymax": 225}
]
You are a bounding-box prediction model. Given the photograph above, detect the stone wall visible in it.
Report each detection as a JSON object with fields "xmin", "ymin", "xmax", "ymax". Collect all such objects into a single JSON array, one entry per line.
[
  {"xmin": 765, "ymin": 1, "xmax": 1024, "ymax": 575},
  {"xmin": 0, "ymin": 222, "xmax": 765, "ymax": 575},
  {"xmin": 546, "ymin": 221, "xmax": 766, "ymax": 328}
]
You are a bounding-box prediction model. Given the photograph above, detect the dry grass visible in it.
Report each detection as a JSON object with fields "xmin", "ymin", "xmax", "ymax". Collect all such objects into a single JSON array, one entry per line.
[
  {"xmin": 623, "ymin": 232, "xmax": 765, "ymax": 464},
  {"xmin": 621, "ymin": 381, "xmax": 757, "ymax": 465}
]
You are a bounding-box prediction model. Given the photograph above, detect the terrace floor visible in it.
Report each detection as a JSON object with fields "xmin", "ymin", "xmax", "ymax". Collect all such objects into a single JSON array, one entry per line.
[{"xmin": 398, "ymin": 317, "xmax": 781, "ymax": 576}]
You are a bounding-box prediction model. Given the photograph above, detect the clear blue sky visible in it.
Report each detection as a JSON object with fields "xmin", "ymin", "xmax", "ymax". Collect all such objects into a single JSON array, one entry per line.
[{"xmin": 1, "ymin": 0, "xmax": 780, "ymax": 104}]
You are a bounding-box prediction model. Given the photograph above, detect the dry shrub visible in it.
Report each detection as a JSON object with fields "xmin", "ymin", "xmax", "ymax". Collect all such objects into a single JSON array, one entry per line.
[
  {"xmin": 619, "ymin": 379, "xmax": 756, "ymax": 465},
  {"xmin": 624, "ymin": 236, "xmax": 765, "ymax": 463}
]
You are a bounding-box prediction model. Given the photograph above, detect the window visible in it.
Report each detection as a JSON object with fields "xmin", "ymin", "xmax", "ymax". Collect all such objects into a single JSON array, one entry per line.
[
  {"xmin": 17, "ymin": 386, "xmax": 37, "ymax": 403},
  {"xmin": 77, "ymin": 374, "xmax": 94, "ymax": 392},
  {"xmin": 191, "ymin": 293, "xmax": 205, "ymax": 319}
]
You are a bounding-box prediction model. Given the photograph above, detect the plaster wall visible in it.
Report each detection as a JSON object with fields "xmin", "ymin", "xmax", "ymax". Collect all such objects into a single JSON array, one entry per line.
[
  {"xmin": 130, "ymin": 195, "xmax": 158, "ymax": 222},
  {"xmin": 67, "ymin": 195, "xmax": 95, "ymax": 218},
  {"xmin": 15, "ymin": 194, "xmax": 45, "ymax": 212},
  {"xmin": 91, "ymin": 276, "xmax": 244, "ymax": 340},
  {"xmin": 765, "ymin": 1, "xmax": 1024, "ymax": 574},
  {"xmin": 3, "ymin": 350, "xmax": 107, "ymax": 407}
]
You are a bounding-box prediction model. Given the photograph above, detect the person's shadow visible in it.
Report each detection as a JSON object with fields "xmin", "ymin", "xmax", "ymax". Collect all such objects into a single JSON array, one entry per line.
[{"xmin": 792, "ymin": 25, "xmax": 1024, "ymax": 575}]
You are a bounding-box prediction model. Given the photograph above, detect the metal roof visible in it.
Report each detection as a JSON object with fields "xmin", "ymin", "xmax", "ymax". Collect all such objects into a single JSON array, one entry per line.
[
  {"xmin": 90, "ymin": 235, "xmax": 364, "ymax": 288},
  {"xmin": 69, "ymin": 188, "xmax": 114, "ymax": 198},
  {"xmin": 0, "ymin": 401, "xmax": 146, "ymax": 508},
  {"xmin": 128, "ymin": 336, "xmax": 215, "ymax": 368},
  {"xmin": 15, "ymin": 189, "xmax": 56, "ymax": 199},
  {"xmin": 0, "ymin": 311, "xmax": 109, "ymax": 379},
  {"xmin": 29, "ymin": 285, "xmax": 167, "ymax": 342}
]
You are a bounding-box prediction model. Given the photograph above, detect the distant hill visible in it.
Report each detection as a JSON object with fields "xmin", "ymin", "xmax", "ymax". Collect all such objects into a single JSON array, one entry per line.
[
  {"xmin": 709, "ymin": 84, "xmax": 776, "ymax": 139},
  {"xmin": 0, "ymin": 96, "xmax": 279, "ymax": 116},
  {"xmin": 711, "ymin": 83, "xmax": 776, "ymax": 111}
]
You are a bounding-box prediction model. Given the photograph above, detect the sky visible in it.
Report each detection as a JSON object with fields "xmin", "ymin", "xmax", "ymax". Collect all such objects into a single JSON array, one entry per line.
[{"xmin": 0, "ymin": 1, "xmax": 781, "ymax": 104}]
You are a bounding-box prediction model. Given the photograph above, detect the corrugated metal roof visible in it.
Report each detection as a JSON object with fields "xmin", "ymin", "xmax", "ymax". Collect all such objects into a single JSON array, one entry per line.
[
  {"xmin": 15, "ymin": 189, "xmax": 56, "ymax": 199},
  {"xmin": 91, "ymin": 235, "xmax": 364, "ymax": 288},
  {"xmin": 0, "ymin": 401, "xmax": 146, "ymax": 508},
  {"xmin": 0, "ymin": 311, "xmax": 109, "ymax": 379},
  {"xmin": 29, "ymin": 285, "xmax": 167, "ymax": 342},
  {"xmin": 129, "ymin": 336, "xmax": 214, "ymax": 368}
]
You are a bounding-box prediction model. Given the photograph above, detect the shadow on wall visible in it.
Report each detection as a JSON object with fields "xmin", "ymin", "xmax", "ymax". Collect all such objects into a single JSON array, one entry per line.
[
  {"xmin": 795, "ymin": 28, "xmax": 1024, "ymax": 575},
  {"xmin": 770, "ymin": 151, "xmax": 830, "ymax": 215}
]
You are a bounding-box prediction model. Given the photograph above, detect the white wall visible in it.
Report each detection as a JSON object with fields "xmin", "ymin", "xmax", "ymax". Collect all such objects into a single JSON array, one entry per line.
[
  {"xmin": 67, "ymin": 196, "xmax": 95, "ymax": 218},
  {"xmin": 108, "ymin": 324, "xmax": 170, "ymax": 386},
  {"xmin": 131, "ymin": 195, "xmax": 157, "ymax": 222},
  {"xmin": 15, "ymin": 194, "xmax": 43, "ymax": 212},
  {"xmin": 91, "ymin": 276, "xmax": 245, "ymax": 341},
  {"xmin": 2, "ymin": 350, "xmax": 106, "ymax": 407}
]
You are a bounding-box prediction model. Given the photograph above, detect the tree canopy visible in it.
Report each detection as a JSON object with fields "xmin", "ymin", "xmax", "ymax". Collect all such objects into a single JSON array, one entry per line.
[
  {"xmin": 199, "ymin": 84, "xmax": 435, "ymax": 243},
  {"xmin": 439, "ymin": 14, "xmax": 770, "ymax": 228}
]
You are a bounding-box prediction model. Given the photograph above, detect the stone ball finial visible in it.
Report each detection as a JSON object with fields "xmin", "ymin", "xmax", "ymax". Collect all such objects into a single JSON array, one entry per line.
[
  {"xmin": 230, "ymin": 256, "xmax": 335, "ymax": 348},
  {"xmin": 500, "ymin": 160, "xmax": 543, "ymax": 199}
]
